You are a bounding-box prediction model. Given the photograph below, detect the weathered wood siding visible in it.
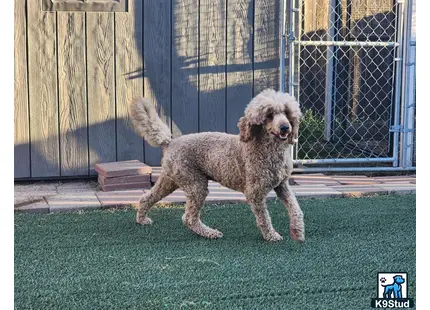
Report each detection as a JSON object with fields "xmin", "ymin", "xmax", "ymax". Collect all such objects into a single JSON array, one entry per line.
[
  {"xmin": 27, "ymin": 0, "xmax": 60, "ymax": 177},
  {"xmin": 14, "ymin": 0, "xmax": 30, "ymax": 178},
  {"xmin": 58, "ymin": 12, "xmax": 88, "ymax": 176},
  {"xmin": 14, "ymin": 0, "xmax": 281, "ymax": 179}
]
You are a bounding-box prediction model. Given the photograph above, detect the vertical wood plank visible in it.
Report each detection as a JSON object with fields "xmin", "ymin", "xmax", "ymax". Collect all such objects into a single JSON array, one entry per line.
[
  {"xmin": 302, "ymin": 0, "xmax": 318, "ymax": 108},
  {"xmin": 226, "ymin": 0, "xmax": 254, "ymax": 133},
  {"xmin": 350, "ymin": 0, "xmax": 394, "ymax": 40},
  {"xmin": 14, "ymin": 0, "xmax": 30, "ymax": 178},
  {"xmin": 301, "ymin": 0, "xmax": 329, "ymax": 112},
  {"xmin": 115, "ymin": 0, "xmax": 144, "ymax": 161},
  {"xmin": 315, "ymin": 0, "xmax": 329, "ymax": 33},
  {"xmin": 171, "ymin": 0, "xmax": 199, "ymax": 137},
  {"xmin": 199, "ymin": 0, "xmax": 226, "ymax": 132},
  {"xmin": 27, "ymin": 1, "xmax": 60, "ymax": 177},
  {"xmin": 303, "ymin": 0, "xmax": 317, "ymax": 36},
  {"xmin": 314, "ymin": 0, "xmax": 329, "ymax": 112},
  {"xmin": 58, "ymin": 12, "xmax": 89, "ymax": 176},
  {"xmin": 253, "ymin": 0, "xmax": 280, "ymax": 94},
  {"xmin": 143, "ymin": 0, "xmax": 171, "ymax": 165},
  {"xmin": 87, "ymin": 12, "xmax": 116, "ymax": 173}
]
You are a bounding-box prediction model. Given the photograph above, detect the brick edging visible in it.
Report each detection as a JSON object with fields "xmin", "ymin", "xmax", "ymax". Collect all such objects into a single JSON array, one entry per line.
[{"xmin": 14, "ymin": 189, "xmax": 415, "ymax": 214}]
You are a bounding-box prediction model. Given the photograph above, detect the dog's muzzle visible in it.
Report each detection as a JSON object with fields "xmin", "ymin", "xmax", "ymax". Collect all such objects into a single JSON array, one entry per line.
[{"xmin": 278, "ymin": 125, "xmax": 290, "ymax": 140}]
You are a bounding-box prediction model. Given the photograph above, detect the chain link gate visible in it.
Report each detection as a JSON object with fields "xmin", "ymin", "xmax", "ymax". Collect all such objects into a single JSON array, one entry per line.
[{"xmin": 280, "ymin": 0, "xmax": 416, "ymax": 172}]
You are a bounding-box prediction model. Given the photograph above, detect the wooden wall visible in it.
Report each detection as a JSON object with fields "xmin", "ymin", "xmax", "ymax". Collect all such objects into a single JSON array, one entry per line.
[{"xmin": 14, "ymin": 0, "xmax": 280, "ymax": 179}]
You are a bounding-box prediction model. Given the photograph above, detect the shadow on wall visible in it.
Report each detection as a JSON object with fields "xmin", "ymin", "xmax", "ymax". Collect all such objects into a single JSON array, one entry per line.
[{"xmin": 14, "ymin": 118, "xmax": 139, "ymax": 178}]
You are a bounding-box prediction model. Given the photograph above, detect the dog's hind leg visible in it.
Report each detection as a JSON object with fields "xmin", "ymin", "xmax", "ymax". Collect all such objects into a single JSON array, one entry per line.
[
  {"xmin": 181, "ymin": 180, "xmax": 223, "ymax": 239},
  {"xmin": 274, "ymin": 180, "xmax": 305, "ymax": 242},
  {"xmin": 136, "ymin": 173, "xmax": 178, "ymax": 225}
]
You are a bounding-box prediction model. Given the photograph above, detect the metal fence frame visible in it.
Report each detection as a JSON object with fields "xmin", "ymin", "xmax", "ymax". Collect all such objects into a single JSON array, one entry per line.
[
  {"xmin": 280, "ymin": 0, "xmax": 416, "ymax": 172},
  {"xmin": 400, "ymin": 0, "xmax": 416, "ymax": 169}
]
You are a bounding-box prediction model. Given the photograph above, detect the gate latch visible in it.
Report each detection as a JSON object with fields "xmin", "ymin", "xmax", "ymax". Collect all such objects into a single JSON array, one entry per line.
[
  {"xmin": 288, "ymin": 31, "xmax": 295, "ymax": 41},
  {"xmin": 389, "ymin": 125, "xmax": 402, "ymax": 132},
  {"xmin": 390, "ymin": 125, "xmax": 414, "ymax": 133}
]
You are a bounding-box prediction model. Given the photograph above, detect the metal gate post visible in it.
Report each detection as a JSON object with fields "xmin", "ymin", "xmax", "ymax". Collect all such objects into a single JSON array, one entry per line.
[
  {"xmin": 286, "ymin": 0, "xmax": 299, "ymax": 160},
  {"xmin": 294, "ymin": 0, "xmax": 302, "ymax": 160},
  {"xmin": 400, "ymin": 0, "xmax": 416, "ymax": 168},
  {"xmin": 280, "ymin": 0, "xmax": 287, "ymax": 93},
  {"xmin": 287, "ymin": 0, "xmax": 296, "ymax": 96},
  {"xmin": 324, "ymin": 0, "xmax": 337, "ymax": 141},
  {"xmin": 392, "ymin": 0, "xmax": 405, "ymax": 167}
]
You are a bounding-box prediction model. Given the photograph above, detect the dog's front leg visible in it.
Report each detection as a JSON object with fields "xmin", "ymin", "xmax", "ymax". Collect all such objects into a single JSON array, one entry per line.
[
  {"xmin": 246, "ymin": 191, "xmax": 283, "ymax": 242},
  {"xmin": 274, "ymin": 180, "xmax": 305, "ymax": 242},
  {"xmin": 395, "ymin": 286, "xmax": 402, "ymax": 299}
]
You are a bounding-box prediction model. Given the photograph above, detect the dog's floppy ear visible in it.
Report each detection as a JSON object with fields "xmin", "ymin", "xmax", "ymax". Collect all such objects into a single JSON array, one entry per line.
[
  {"xmin": 238, "ymin": 117, "xmax": 253, "ymax": 142},
  {"xmin": 286, "ymin": 104, "xmax": 303, "ymax": 145},
  {"xmin": 286, "ymin": 118, "xmax": 300, "ymax": 145}
]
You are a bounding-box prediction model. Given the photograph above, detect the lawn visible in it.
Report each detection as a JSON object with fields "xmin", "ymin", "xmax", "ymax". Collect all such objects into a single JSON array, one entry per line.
[{"xmin": 15, "ymin": 195, "xmax": 416, "ymax": 309}]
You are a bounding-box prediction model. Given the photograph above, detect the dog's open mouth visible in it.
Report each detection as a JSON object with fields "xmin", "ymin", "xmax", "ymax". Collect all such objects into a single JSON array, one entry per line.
[{"xmin": 271, "ymin": 132, "xmax": 289, "ymax": 140}]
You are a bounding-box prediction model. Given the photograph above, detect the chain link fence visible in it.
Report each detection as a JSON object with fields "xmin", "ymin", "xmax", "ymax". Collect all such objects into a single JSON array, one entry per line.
[{"xmin": 280, "ymin": 0, "xmax": 415, "ymax": 171}]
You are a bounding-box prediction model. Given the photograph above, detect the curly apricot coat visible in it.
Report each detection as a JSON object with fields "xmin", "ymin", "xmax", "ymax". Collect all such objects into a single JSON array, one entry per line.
[{"xmin": 129, "ymin": 89, "xmax": 304, "ymax": 242}]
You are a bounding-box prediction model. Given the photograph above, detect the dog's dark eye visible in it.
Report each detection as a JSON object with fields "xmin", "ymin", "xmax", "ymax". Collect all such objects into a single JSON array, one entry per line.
[{"xmin": 267, "ymin": 112, "xmax": 274, "ymax": 120}]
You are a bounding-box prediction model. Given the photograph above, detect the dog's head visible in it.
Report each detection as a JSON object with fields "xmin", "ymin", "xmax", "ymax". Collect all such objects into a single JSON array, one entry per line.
[
  {"xmin": 237, "ymin": 89, "xmax": 302, "ymax": 144},
  {"xmin": 393, "ymin": 275, "xmax": 405, "ymax": 285}
]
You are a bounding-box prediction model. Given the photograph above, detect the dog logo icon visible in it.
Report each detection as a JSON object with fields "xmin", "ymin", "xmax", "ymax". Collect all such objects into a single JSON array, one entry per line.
[
  {"xmin": 381, "ymin": 275, "xmax": 405, "ymax": 299},
  {"xmin": 371, "ymin": 272, "xmax": 414, "ymax": 308}
]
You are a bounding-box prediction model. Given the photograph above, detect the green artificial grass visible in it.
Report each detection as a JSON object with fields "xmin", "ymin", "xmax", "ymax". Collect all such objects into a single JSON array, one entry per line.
[{"xmin": 15, "ymin": 195, "xmax": 416, "ymax": 309}]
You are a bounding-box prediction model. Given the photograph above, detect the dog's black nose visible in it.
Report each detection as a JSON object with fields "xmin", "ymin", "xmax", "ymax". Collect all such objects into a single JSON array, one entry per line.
[{"xmin": 280, "ymin": 125, "xmax": 290, "ymax": 134}]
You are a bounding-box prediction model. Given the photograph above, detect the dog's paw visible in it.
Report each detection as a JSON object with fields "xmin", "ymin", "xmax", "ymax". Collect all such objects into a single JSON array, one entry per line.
[
  {"xmin": 194, "ymin": 226, "xmax": 224, "ymax": 239},
  {"xmin": 184, "ymin": 219, "xmax": 224, "ymax": 239},
  {"xmin": 290, "ymin": 228, "xmax": 305, "ymax": 242},
  {"xmin": 206, "ymin": 229, "xmax": 224, "ymax": 239},
  {"xmin": 264, "ymin": 231, "xmax": 283, "ymax": 242},
  {"xmin": 136, "ymin": 216, "xmax": 153, "ymax": 225}
]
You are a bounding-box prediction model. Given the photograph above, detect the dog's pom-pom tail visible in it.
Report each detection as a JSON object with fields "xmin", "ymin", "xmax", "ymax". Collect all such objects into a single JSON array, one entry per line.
[{"xmin": 129, "ymin": 98, "xmax": 172, "ymax": 147}]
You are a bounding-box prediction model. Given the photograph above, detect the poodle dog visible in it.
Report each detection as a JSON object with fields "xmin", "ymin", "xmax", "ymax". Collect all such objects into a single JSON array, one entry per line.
[{"xmin": 129, "ymin": 89, "xmax": 304, "ymax": 242}]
